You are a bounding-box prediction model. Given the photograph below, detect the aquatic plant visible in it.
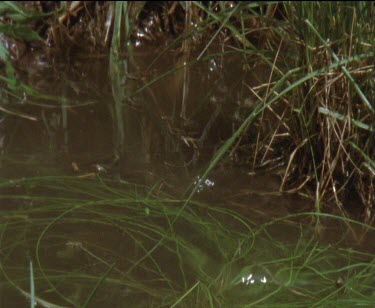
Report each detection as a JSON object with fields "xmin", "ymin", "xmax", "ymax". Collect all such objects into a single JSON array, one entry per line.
[
  {"xmin": 1, "ymin": 2, "xmax": 375, "ymax": 306},
  {"xmin": 1, "ymin": 176, "xmax": 374, "ymax": 306}
]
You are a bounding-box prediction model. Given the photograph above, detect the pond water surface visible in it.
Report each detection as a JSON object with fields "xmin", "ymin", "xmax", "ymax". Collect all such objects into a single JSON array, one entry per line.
[{"xmin": 0, "ymin": 43, "xmax": 374, "ymax": 307}]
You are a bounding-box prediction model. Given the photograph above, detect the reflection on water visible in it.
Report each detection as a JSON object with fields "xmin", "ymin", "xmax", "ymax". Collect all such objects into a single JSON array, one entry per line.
[
  {"xmin": 240, "ymin": 273, "xmax": 267, "ymax": 285},
  {"xmin": 193, "ymin": 175, "xmax": 215, "ymax": 193}
]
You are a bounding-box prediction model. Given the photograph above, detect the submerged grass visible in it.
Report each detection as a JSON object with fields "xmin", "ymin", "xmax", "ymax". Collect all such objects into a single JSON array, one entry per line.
[
  {"xmin": 1, "ymin": 176, "xmax": 374, "ymax": 307},
  {"xmin": 1, "ymin": 2, "xmax": 375, "ymax": 306}
]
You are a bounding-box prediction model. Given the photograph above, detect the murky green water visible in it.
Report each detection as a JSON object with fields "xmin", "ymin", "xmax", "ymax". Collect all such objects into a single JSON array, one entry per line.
[{"xmin": 1, "ymin": 44, "xmax": 374, "ymax": 307}]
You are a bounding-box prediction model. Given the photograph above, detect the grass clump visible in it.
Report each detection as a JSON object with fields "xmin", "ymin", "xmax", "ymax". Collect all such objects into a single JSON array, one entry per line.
[
  {"xmin": 280, "ymin": 2, "xmax": 375, "ymax": 220},
  {"xmin": 0, "ymin": 176, "xmax": 374, "ymax": 307}
]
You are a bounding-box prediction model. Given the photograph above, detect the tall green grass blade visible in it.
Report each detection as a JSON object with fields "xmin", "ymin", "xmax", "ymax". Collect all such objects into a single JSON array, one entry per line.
[
  {"xmin": 0, "ymin": 39, "xmax": 16, "ymax": 87},
  {"xmin": 109, "ymin": 1, "xmax": 135, "ymax": 156},
  {"xmin": 1, "ymin": 252, "xmax": 65, "ymax": 307},
  {"xmin": 0, "ymin": 23, "xmax": 41, "ymax": 41},
  {"xmin": 82, "ymin": 263, "xmax": 115, "ymax": 308},
  {"xmin": 29, "ymin": 261, "xmax": 35, "ymax": 308},
  {"xmin": 170, "ymin": 281, "xmax": 200, "ymax": 308},
  {"xmin": 193, "ymin": 1, "xmax": 269, "ymax": 50},
  {"xmin": 349, "ymin": 141, "xmax": 375, "ymax": 169},
  {"xmin": 0, "ymin": 1, "xmax": 53, "ymax": 22},
  {"xmin": 196, "ymin": 3, "xmax": 240, "ymax": 60},
  {"xmin": 319, "ymin": 107, "xmax": 374, "ymax": 132}
]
